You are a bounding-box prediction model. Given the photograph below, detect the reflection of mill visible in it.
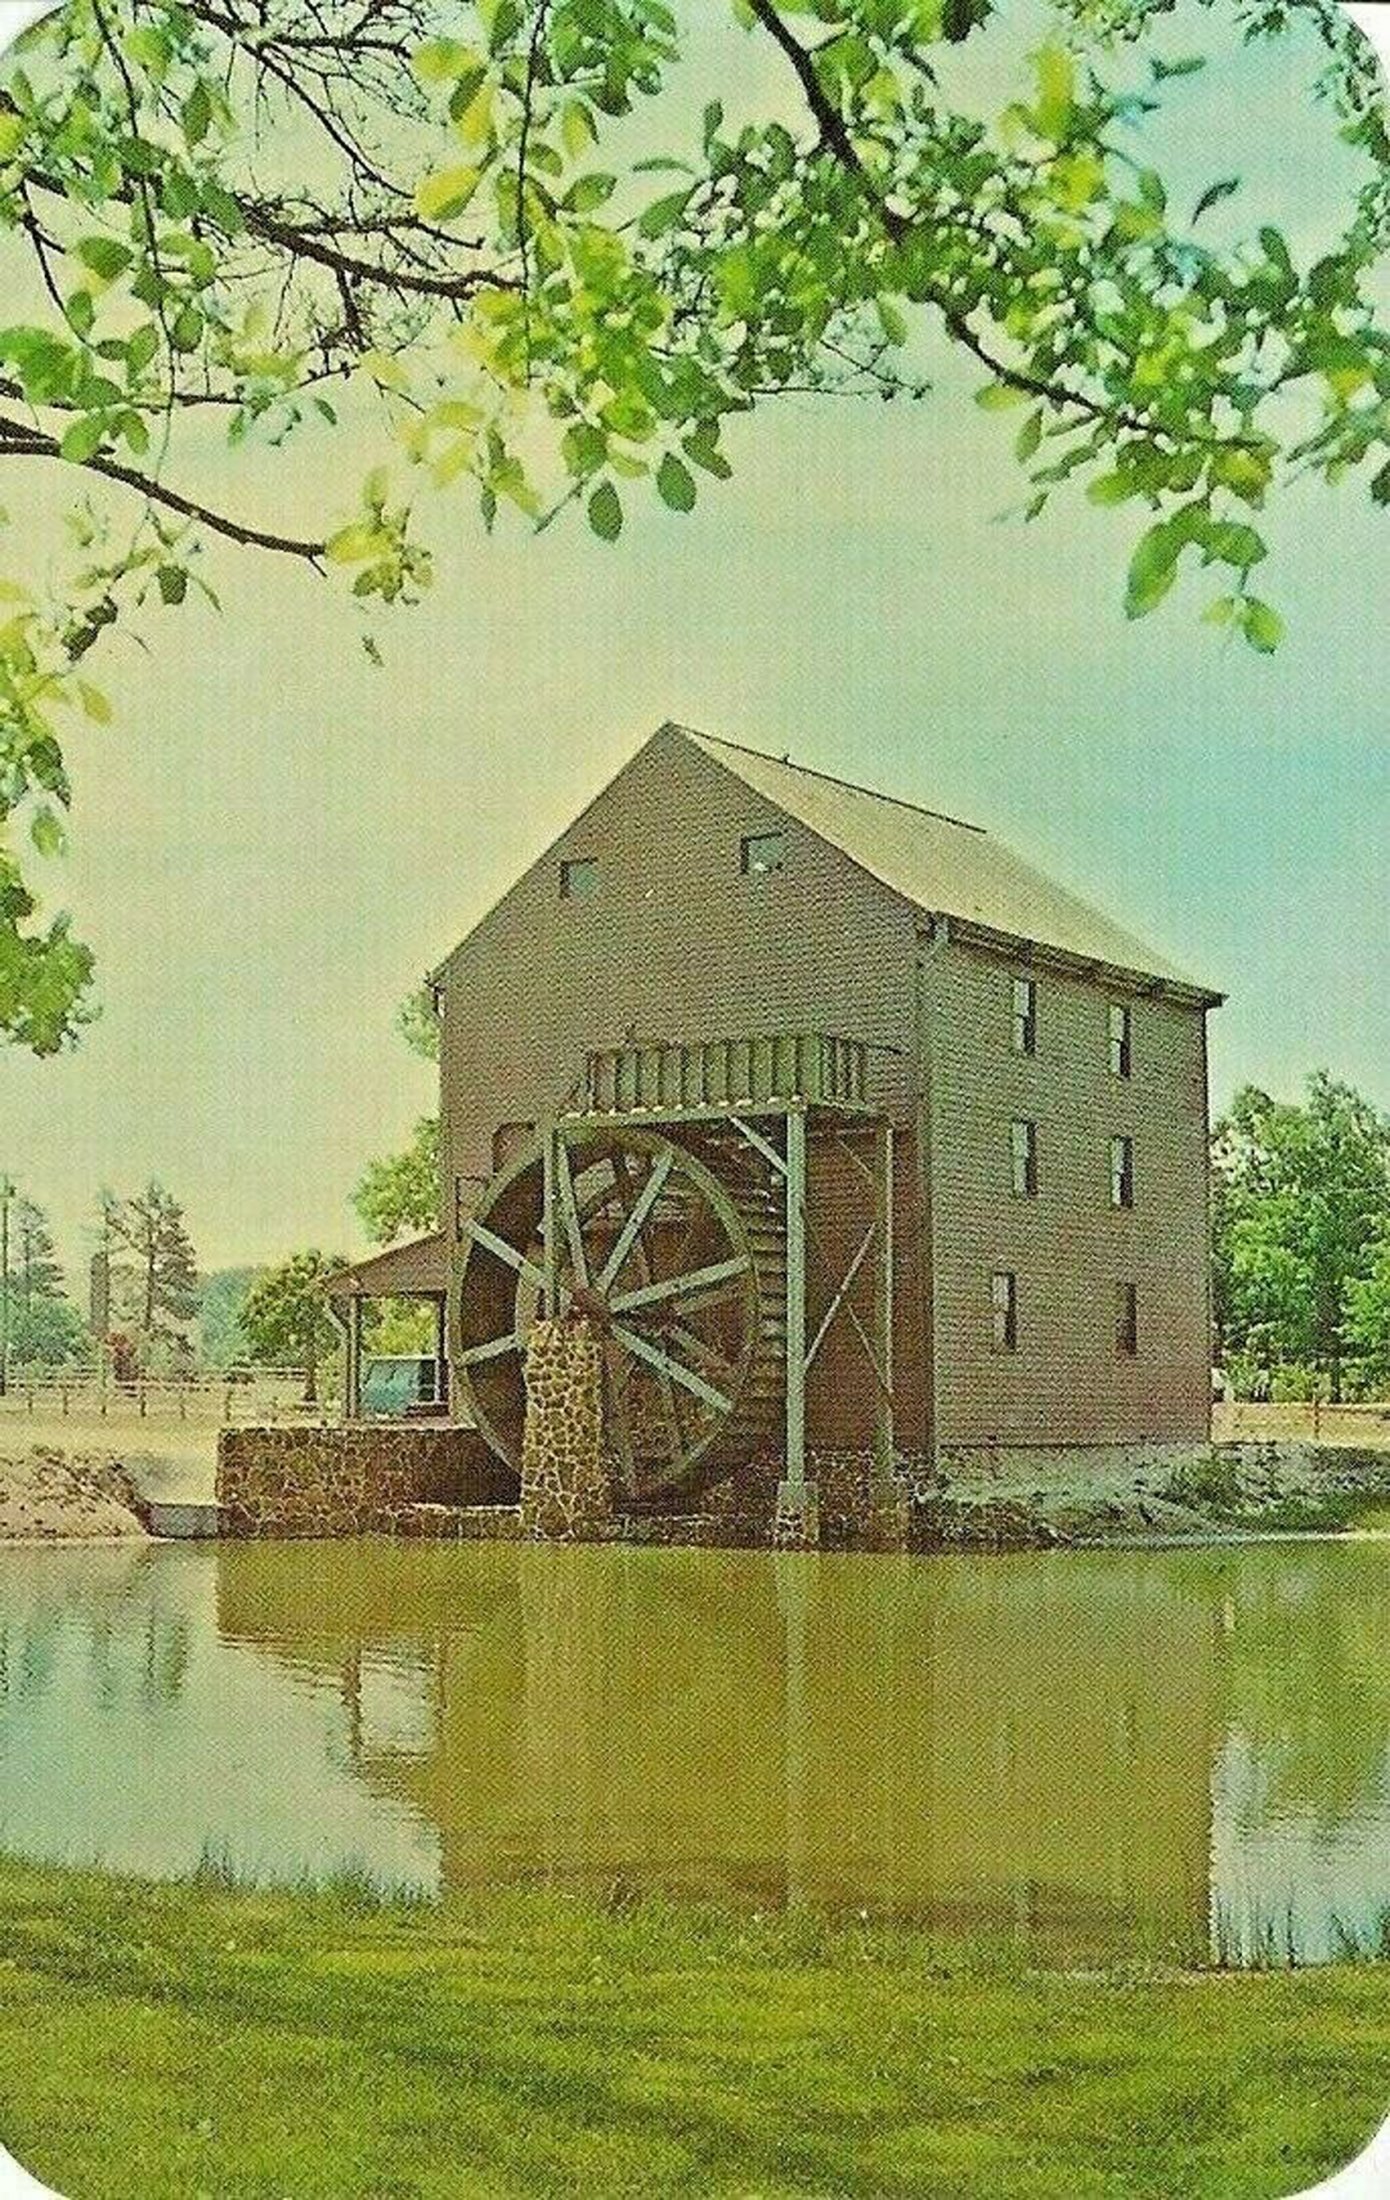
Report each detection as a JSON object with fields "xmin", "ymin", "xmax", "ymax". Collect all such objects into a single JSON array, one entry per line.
[{"xmin": 215, "ymin": 1544, "xmax": 1221, "ymax": 1952}]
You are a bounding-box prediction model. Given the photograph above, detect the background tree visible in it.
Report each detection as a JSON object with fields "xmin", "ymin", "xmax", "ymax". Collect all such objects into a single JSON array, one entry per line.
[
  {"xmin": 196, "ymin": 1264, "xmax": 263, "ymax": 1369},
  {"xmin": 12, "ymin": 1194, "xmax": 62, "ymax": 1313},
  {"xmin": 105, "ymin": 1179, "xmax": 199, "ymax": 1360},
  {"xmin": 0, "ymin": 0, "xmax": 1385, "ymax": 1049},
  {"xmin": 1346, "ymin": 1235, "xmax": 1390, "ymax": 1396},
  {"xmin": 353, "ymin": 986, "xmax": 441, "ymax": 1245},
  {"xmin": 241, "ymin": 1249, "xmax": 346, "ymax": 1403},
  {"xmin": 1212, "ymin": 1075, "xmax": 1390, "ymax": 1400},
  {"xmin": 0, "ymin": 1184, "xmax": 86, "ymax": 1368}
]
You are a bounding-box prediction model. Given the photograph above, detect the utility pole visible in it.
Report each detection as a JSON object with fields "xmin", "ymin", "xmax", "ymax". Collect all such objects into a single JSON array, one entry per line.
[{"xmin": 0, "ymin": 1175, "xmax": 13, "ymax": 1399}]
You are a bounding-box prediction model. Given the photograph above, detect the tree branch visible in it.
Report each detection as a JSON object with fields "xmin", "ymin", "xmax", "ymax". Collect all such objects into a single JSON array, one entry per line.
[{"xmin": 0, "ymin": 414, "xmax": 327, "ymax": 566}]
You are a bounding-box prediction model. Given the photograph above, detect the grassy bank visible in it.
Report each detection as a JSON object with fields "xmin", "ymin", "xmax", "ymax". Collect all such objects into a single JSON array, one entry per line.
[{"xmin": 1, "ymin": 1861, "xmax": 1388, "ymax": 2197}]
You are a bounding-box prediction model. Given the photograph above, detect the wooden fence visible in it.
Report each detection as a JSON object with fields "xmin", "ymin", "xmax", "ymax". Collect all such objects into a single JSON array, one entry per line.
[
  {"xmin": 0, "ymin": 1370, "xmax": 338, "ymax": 1426},
  {"xmin": 1213, "ymin": 1400, "xmax": 1390, "ymax": 1449}
]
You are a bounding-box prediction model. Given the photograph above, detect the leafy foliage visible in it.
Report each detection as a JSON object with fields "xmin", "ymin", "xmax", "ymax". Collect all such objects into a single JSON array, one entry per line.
[
  {"xmin": 353, "ymin": 1115, "xmax": 440, "ymax": 1246},
  {"xmin": 1212, "ymin": 1075, "xmax": 1390, "ymax": 1401},
  {"xmin": 0, "ymin": 0, "xmax": 1386, "ymax": 1048},
  {"xmin": 196, "ymin": 1263, "xmax": 263, "ymax": 1368},
  {"xmin": 240, "ymin": 1247, "xmax": 345, "ymax": 1400}
]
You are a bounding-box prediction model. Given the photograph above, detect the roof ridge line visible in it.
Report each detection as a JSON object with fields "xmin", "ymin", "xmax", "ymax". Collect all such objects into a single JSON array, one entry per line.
[{"xmin": 674, "ymin": 724, "xmax": 988, "ymax": 837}]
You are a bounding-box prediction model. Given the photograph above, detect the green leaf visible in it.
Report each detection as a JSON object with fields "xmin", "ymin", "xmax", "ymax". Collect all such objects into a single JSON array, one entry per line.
[
  {"xmin": 1015, "ymin": 409, "xmax": 1043, "ymax": 463},
  {"xmin": 1033, "ymin": 43, "xmax": 1075, "ymax": 142},
  {"xmin": 182, "ymin": 79, "xmax": 212, "ymax": 147},
  {"xmin": 876, "ymin": 296, "xmax": 909, "ymax": 348},
  {"xmin": 60, "ymin": 415, "xmax": 106, "ymax": 465},
  {"xmin": 1086, "ymin": 472, "xmax": 1133, "ymax": 507},
  {"xmin": 30, "ymin": 807, "xmax": 65, "ymax": 860},
  {"xmin": 1241, "ymin": 599, "xmax": 1284, "ymax": 654},
  {"xmin": 657, "ymin": 454, "xmax": 696, "ymax": 513},
  {"xmin": 412, "ymin": 39, "xmax": 483, "ymax": 87},
  {"xmin": 975, "ymin": 382, "xmax": 1029, "ymax": 412},
  {"xmin": 1192, "ymin": 177, "xmax": 1240, "ymax": 225},
  {"xmin": 415, "ymin": 165, "xmax": 483, "ymax": 222},
  {"xmin": 1124, "ymin": 521, "xmax": 1183, "ymax": 620},
  {"xmin": 75, "ymin": 237, "xmax": 133, "ymax": 283},
  {"xmin": 587, "ymin": 480, "xmax": 623, "ymax": 542},
  {"xmin": 157, "ymin": 564, "xmax": 188, "ymax": 606},
  {"xmin": 639, "ymin": 189, "xmax": 693, "ymax": 239},
  {"xmin": 561, "ymin": 100, "xmax": 597, "ymax": 159},
  {"xmin": 77, "ymin": 680, "xmax": 112, "ymax": 723},
  {"xmin": 171, "ymin": 303, "xmax": 204, "ymax": 353}
]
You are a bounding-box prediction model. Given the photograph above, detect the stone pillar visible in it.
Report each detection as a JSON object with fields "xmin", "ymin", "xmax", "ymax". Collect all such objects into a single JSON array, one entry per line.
[{"xmin": 520, "ymin": 1316, "xmax": 614, "ymax": 1542}]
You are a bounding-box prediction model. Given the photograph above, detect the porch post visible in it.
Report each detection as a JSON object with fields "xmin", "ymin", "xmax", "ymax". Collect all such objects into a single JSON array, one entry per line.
[
  {"xmin": 873, "ymin": 1120, "xmax": 895, "ymax": 1490},
  {"xmin": 346, "ymin": 1290, "xmax": 363, "ymax": 1422},
  {"xmin": 775, "ymin": 1103, "xmax": 815, "ymax": 1545},
  {"xmin": 434, "ymin": 1292, "xmax": 448, "ymax": 1414}
]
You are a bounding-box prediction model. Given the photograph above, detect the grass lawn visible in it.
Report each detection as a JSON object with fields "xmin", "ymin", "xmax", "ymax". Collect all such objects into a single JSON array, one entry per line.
[{"xmin": 0, "ymin": 1862, "xmax": 1388, "ymax": 2197}]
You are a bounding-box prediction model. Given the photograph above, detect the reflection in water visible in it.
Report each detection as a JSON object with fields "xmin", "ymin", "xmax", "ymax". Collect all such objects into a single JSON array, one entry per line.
[{"xmin": 1, "ymin": 1537, "xmax": 1387, "ymax": 1963}]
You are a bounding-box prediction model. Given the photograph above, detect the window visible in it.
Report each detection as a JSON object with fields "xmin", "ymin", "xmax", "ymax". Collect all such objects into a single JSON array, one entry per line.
[
  {"xmin": 1116, "ymin": 1282, "xmax": 1139, "ymax": 1357},
  {"xmin": 559, "ymin": 857, "xmax": 598, "ymax": 900},
  {"xmin": 741, "ymin": 830, "xmax": 786, "ymax": 876},
  {"xmin": 1109, "ymin": 1002, "xmax": 1132, "ymax": 1079},
  {"xmin": 1110, "ymin": 1134, "xmax": 1134, "ymax": 1210},
  {"xmin": 991, "ymin": 1269, "xmax": 1018, "ymax": 1352},
  {"xmin": 1012, "ymin": 976, "xmax": 1037, "ymax": 1056},
  {"xmin": 1010, "ymin": 1118, "xmax": 1038, "ymax": 1198}
]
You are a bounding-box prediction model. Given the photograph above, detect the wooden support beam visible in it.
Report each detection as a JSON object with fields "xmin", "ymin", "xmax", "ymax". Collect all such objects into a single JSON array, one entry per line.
[
  {"xmin": 785, "ymin": 1105, "xmax": 807, "ymax": 1489},
  {"xmin": 804, "ymin": 1222, "xmax": 877, "ymax": 1373},
  {"xmin": 874, "ymin": 1121, "xmax": 895, "ymax": 1486},
  {"xmin": 729, "ymin": 1114, "xmax": 788, "ymax": 1179}
]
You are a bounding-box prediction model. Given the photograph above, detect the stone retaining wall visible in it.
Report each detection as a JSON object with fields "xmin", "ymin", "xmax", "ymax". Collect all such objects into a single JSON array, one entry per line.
[{"xmin": 217, "ymin": 1425, "xmax": 517, "ymax": 1538}]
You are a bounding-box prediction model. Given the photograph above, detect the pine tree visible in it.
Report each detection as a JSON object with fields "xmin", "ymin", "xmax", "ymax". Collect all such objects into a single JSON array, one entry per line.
[
  {"xmin": 107, "ymin": 1183, "xmax": 200, "ymax": 1357},
  {"xmin": 13, "ymin": 1198, "xmax": 63, "ymax": 1316}
]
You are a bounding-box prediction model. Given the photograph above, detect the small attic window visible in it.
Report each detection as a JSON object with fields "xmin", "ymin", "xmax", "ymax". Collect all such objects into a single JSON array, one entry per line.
[
  {"xmin": 560, "ymin": 857, "xmax": 599, "ymax": 901},
  {"xmin": 741, "ymin": 831, "xmax": 785, "ymax": 877}
]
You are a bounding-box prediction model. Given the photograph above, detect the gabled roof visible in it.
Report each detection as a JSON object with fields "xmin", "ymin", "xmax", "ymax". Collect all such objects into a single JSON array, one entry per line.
[
  {"xmin": 678, "ymin": 726, "xmax": 1222, "ymax": 1005},
  {"xmin": 326, "ymin": 1231, "xmax": 447, "ymax": 1300}
]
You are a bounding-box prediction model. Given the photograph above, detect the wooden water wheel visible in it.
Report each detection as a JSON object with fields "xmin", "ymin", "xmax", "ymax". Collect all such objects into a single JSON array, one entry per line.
[{"xmin": 451, "ymin": 1125, "xmax": 786, "ymax": 1503}]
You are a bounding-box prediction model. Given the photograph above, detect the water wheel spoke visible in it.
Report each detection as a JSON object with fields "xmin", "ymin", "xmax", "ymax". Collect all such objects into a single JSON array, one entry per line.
[
  {"xmin": 611, "ymin": 1323, "xmax": 732, "ymax": 1415},
  {"xmin": 555, "ymin": 1138, "xmax": 591, "ymax": 1289},
  {"xmin": 467, "ymin": 1220, "xmax": 547, "ymax": 1294},
  {"xmin": 671, "ymin": 1278, "xmax": 747, "ymax": 1322},
  {"xmin": 596, "ymin": 1148, "xmax": 674, "ymax": 1294},
  {"xmin": 609, "ymin": 1254, "xmax": 749, "ymax": 1318},
  {"xmin": 458, "ymin": 1331, "xmax": 523, "ymax": 1367},
  {"xmin": 667, "ymin": 1323, "xmax": 738, "ymax": 1384}
]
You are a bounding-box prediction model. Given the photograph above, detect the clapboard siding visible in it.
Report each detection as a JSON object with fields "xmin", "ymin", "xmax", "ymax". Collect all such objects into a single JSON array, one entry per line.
[{"xmin": 923, "ymin": 937, "xmax": 1211, "ymax": 1446}]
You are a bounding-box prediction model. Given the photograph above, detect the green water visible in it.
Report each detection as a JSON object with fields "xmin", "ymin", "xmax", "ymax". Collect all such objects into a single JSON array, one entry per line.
[{"xmin": 1, "ymin": 1536, "xmax": 1388, "ymax": 1965}]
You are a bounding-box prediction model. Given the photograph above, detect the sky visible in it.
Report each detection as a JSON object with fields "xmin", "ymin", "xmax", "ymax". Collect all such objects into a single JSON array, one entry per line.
[{"xmin": 0, "ymin": 0, "xmax": 1388, "ymax": 1287}]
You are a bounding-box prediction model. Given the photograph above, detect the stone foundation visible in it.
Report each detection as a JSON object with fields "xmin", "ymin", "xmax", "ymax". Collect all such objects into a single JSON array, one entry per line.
[
  {"xmin": 217, "ymin": 1424, "xmax": 517, "ymax": 1538},
  {"xmin": 519, "ymin": 1316, "xmax": 615, "ymax": 1542}
]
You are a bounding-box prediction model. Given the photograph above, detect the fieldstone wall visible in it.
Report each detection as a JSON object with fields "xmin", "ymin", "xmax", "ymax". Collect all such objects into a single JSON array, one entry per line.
[
  {"xmin": 519, "ymin": 1316, "xmax": 615, "ymax": 1542},
  {"xmin": 218, "ymin": 1424, "xmax": 517, "ymax": 1538}
]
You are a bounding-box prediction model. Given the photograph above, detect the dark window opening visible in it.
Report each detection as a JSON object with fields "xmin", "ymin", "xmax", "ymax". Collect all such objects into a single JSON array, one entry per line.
[
  {"xmin": 560, "ymin": 857, "xmax": 599, "ymax": 900},
  {"xmin": 1116, "ymin": 1282, "xmax": 1139, "ymax": 1356},
  {"xmin": 1012, "ymin": 976, "xmax": 1037, "ymax": 1057},
  {"xmin": 991, "ymin": 1269, "xmax": 1018, "ymax": 1352},
  {"xmin": 741, "ymin": 831, "xmax": 786, "ymax": 876},
  {"xmin": 1110, "ymin": 1134, "xmax": 1135, "ymax": 1210},
  {"xmin": 1011, "ymin": 1118, "xmax": 1038, "ymax": 1198},
  {"xmin": 1109, "ymin": 1002, "xmax": 1133, "ymax": 1079}
]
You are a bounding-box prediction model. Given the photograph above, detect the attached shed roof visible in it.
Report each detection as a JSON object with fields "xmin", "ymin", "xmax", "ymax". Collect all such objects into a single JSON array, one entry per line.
[
  {"xmin": 681, "ymin": 727, "xmax": 1222, "ymax": 1005},
  {"xmin": 326, "ymin": 1231, "xmax": 448, "ymax": 1301}
]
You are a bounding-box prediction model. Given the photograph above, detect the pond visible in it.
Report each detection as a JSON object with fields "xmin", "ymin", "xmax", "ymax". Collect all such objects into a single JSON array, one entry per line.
[{"xmin": 2, "ymin": 1535, "xmax": 1388, "ymax": 1967}]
